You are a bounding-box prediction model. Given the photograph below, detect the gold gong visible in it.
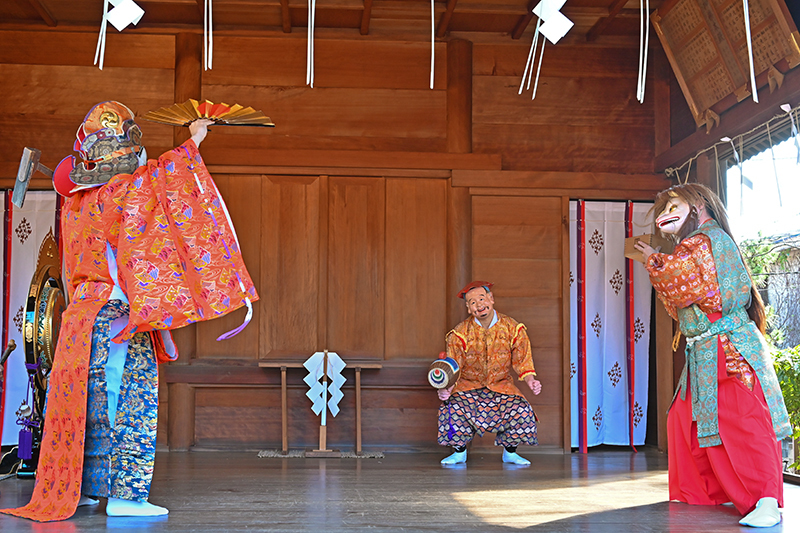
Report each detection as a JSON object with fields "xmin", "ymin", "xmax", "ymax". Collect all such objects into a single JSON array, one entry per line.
[{"xmin": 22, "ymin": 230, "xmax": 64, "ymax": 407}]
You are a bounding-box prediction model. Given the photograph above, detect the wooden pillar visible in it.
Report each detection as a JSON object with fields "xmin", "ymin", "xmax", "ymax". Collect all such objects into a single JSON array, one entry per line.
[
  {"xmin": 317, "ymin": 175, "xmax": 329, "ymax": 349},
  {"xmin": 695, "ymin": 152, "xmax": 720, "ymax": 196},
  {"xmin": 447, "ymin": 39, "xmax": 472, "ymax": 154},
  {"xmin": 445, "ymin": 37, "xmax": 473, "ymax": 324},
  {"xmin": 168, "ymin": 383, "xmax": 195, "ymax": 451},
  {"xmin": 446, "ymin": 182, "xmax": 471, "ymax": 328},
  {"xmin": 655, "ymin": 302, "xmax": 673, "ymax": 452},
  {"xmin": 167, "ymin": 33, "xmax": 202, "ymax": 452},
  {"xmin": 653, "ymin": 44, "xmax": 671, "ymax": 159},
  {"xmin": 560, "ymin": 196, "xmax": 571, "ymax": 452},
  {"xmin": 174, "ymin": 33, "xmax": 202, "ymax": 147}
]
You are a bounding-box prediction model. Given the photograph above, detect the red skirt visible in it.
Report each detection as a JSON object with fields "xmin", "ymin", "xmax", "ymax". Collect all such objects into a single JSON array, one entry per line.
[{"xmin": 668, "ymin": 337, "xmax": 784, "ymax": 516}]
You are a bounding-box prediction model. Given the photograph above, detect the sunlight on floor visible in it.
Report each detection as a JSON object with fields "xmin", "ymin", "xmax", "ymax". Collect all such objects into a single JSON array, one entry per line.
[{"xmin": 451, "ymin": 471, "xmax": 670, "ymax": 528}]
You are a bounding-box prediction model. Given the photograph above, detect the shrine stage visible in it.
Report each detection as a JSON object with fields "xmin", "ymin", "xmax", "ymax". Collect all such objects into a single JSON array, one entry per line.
[{"xmin": 0, "ymin": 448, "xmax": 798, "ymax": 532}]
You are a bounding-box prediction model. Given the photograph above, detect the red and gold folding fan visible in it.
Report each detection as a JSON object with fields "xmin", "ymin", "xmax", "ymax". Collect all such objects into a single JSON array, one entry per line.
[{"xmin": 142, "ymin": 99, "xmax": 275, "ymax": 127}]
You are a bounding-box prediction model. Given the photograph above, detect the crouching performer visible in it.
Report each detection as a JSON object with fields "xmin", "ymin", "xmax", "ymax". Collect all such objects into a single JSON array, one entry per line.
[
  {"xmin": 437, "ymin": 281, "xmax": 542, "ymax": 465},
  {"xmin": 1, "ymin": 102, "xmax": 258, "ymax": 521},
  {"xmin": 634, "ymin": 183, "xmax": 790, "ymax": 528}
]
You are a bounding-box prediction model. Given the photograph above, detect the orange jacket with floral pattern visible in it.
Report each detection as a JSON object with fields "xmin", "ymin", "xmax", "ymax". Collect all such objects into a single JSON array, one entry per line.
[
  {"xmin": 446, "ymin": 312, "xmax": 536, "ymax": 398},
  {"xmin": 2, "ymin": 140, "xmax": 257, "ymax": 522}
]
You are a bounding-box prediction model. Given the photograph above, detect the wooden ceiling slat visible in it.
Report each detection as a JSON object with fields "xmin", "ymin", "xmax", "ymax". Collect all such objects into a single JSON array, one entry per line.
[
  {"xmin": 586, "ymin": 0, "xmax": 628, "ymax": 42},
  {"xmin": 0, "ymin": 0, "xmax": 664, "ymax": 39},
  {"xmin": 280, "ymin": 0, "xmax": 292, "ymax": 32},
  {"xmin": 360, "ymin": 0, "xmax": 373, "ymax": 35},
  {"xmin": 511, "ymin": 0, "xmax": 535, "ymax": 40},
  {"xmin": 436, "ymin": 0, "xmax": 458, "ymax": 38},
  {"xmin": 23, "ymin": 0, "xmax": 57, "ymax": 26}
]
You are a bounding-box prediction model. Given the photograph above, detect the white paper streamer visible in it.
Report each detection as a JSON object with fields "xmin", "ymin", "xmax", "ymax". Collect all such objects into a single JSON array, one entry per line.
[
  {"xmin": 430, "ymin": 0, "xmax": 435, "ymax": 89},
  {"xmin": 307, "ymin": 0, "xmax": 316, "ymax": 87},
  {"xmin": 303, "ymin": 351, "xmax": 346, "ymax": 423},
  {"xmin": 636, "ymin": 0, "xmax": 650, "ymax": 103},
  {"xmin": 204, "ymin": 0, "xmax": 213, "ymax": 70},
  {"xmin": 94, "ymin": 0, "xmax": 110, "ymax": 70},
  {"xmin": 519, "ymin": 1, "xmax": 572, "ymax": 101},
  {"xmin": 519, "ymin": 18, "xmax": 541, "ymax": 94},
  {"xmin": 743, "ymin": 0, "xmax": 758, "ymax": 103},
  {"xmin": 781, "ymin": 104, "xmax": 800, "ymax": 163},
  {"xmin": 95, "ymin": 0, "xmax": 145, "ymax": 70},
  {"xmin": 765, "ymin": 122, "xmax": 783, "ymax": 206}
]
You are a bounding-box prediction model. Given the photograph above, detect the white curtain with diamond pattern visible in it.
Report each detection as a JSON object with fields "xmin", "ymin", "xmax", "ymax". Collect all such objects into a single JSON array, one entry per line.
[
  {"xmin": 569, "ymin": 200, "xmax": 653, "ymax": 448},
  {"xmin": 1, "ymin": 191, "xmax": 58, "ymax": 445}
]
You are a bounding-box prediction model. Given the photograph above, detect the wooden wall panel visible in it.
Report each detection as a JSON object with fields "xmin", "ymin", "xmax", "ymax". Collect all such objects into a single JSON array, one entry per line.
[
  {"xmin": 473, "ymin": 43, "xmax": 641, "ymax": 79},
  {"xmin": 471, "ymin": 195, "xmax": 564, "ymax": 447},
  {"xmin": 385, "ymin": 178, "xmax": 448, "ymax": 359},
  {"xmin": 194, "ymin": 174, "xmax": 262, "ymax": 359},
  {"xmin": 473, "ymin": 76, "xmax": 652, "ymax": 127},
  {"xmin": 200, "ymin": 37, "xmax": 448, "ymax": 154},
  {"xmin": 201, "ymin": 85, "xmax": 447, "ymax": 153},
  {"xmin": 203, "ymin": 37, "xmax": 447, "ymax": 90},
  {"xmin": 327, "ymin": 177, "xmax": 386, "ymax": 358},
  {"xmin": 473, "ymin": 123, "xmax": 655, "ymax": 173},
  {"xmin": 0, "ymin": 64, "xmax": 175, "ymax": 173},
  {"xmin": 0, "ymin": 31, "xmax": 175, "ymax": 69},
  {"xmin": 260, "ymin": 175, "xmax": 322, "ymax": 358},
  {"xmin": 472, "ymin": 40, "xmax": 655, "ymax": 173}
]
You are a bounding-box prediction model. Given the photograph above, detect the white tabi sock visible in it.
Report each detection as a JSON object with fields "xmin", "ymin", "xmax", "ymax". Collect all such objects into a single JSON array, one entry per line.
[
  {"xmin": 441, "ymin": 450, "xmax": 467, "ymax": 465},
  {"xmin": 739, "ymin": 497, "xmax": 780, "ymax": 528},
  {"xmin": 502, "ymin": 449, "xmax": 531, "ymax": 465},
  {"xmin": 106, "ymin": 497, "xmax": 169, "ymax": 517},
  {"xmin": 78, "ymin": 495, "xmax": 99, "ymax": 507}
]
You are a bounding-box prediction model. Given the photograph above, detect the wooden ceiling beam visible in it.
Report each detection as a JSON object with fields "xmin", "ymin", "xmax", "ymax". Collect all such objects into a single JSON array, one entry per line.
[
  {"xmin": 654, "ymin": 66, "xmax": 800, "ymax": 172},
  {"xmin": 360, "ymin": 0, "xmax": 373, "ymax": 35},
  {"xmin": 436, "ymin": 0, "xmax": 458, "ymax": 38},
  {"xmin": 22, "ymin": 0, "xmax": 57, "ymax": 27},
  {"xmin": 280, "ymin": 0, "xmax": 292, "ymax": 33},
  {"xmin": 587, "ymin": 0, "xmax": 628, "ymax": 42},
  {"xmin": 511, "ymin": 0, "xmax": 536, "ymax": 40}
]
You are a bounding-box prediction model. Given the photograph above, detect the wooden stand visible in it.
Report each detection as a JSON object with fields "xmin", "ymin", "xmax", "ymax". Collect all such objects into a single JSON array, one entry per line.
[
  {"xmin": 304, "ymin": 424, "xmax": 341, "ymax": 457},
  {"xmin": 258, "ymin": 359, "xmax": 383, "ymax": 455}
]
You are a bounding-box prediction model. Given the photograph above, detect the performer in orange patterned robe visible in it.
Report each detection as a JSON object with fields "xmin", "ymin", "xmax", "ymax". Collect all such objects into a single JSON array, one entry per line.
[
  {"xmin": 1, "ymin": 102, "xmax": 258, "ymax": 522},
  {"xmin": 635, "ymin": 183, "xmax": 790, "ymax": 529},
  {"xmin": 437, "ymin": 281, "xmax": 542, "ymax": 465}
]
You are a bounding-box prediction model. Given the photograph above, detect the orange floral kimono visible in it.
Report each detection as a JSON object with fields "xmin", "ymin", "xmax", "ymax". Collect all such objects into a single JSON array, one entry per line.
[
  {"xmin": 2, "ymin": 140, "xmax": 258, "ymax": 522},
  {"xmin": 445, "ymin": 312, "xmax": 536, "ymax": 397}
]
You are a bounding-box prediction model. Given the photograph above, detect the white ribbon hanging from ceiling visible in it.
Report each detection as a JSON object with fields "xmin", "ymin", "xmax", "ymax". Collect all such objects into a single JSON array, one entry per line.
[
  {"xmin": 205, "ymin": 0, "xmax": 213, "ymax": 70},
  {"xmin": 430, "ymin": 0, "xmax": 435, "ymax": 89},
  {"xmin": 94, "ymin": 0, "xmax": 145, "ymax": 70},
  {"xmin": 519, "ymin": 0, "xmax": 573, "ymax": 100},
  {"xmin": 742, "ymin": 0, "xmax": 758, "ymax": 103},
  {"xmin": 307, "ymin": 0, "xmax": 316, "ymax": 87},
  {"xmin": 636, "ymin": 0, "xmax": 650, "ymax": 103}
]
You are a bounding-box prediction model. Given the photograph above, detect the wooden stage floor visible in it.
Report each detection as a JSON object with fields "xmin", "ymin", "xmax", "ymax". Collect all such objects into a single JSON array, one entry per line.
[{"xmin": 0, "ymin": 448, "xmax": 797, "ymax": 532}]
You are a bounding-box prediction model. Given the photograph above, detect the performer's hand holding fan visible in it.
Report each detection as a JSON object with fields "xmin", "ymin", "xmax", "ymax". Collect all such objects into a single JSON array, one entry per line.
[{"xmin": 143, "ymin": 99, "xmax": 275, "ymax": 127}]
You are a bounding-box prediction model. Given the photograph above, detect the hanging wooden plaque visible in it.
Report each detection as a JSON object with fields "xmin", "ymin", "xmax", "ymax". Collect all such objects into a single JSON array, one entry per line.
[{"xmin": 652, "ymin": 0, "xmax": 800, "ymax": 129}]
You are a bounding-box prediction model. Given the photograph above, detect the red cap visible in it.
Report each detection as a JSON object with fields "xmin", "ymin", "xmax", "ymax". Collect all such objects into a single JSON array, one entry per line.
[{"xmin": 457, "ymin": 281, "xmax": 493, "ymax": 299}]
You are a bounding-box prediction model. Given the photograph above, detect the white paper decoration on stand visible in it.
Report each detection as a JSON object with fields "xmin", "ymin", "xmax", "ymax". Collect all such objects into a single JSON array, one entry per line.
[{"xmin": 303, "ymin": 351, "xmax": 346, "ymax": 424}]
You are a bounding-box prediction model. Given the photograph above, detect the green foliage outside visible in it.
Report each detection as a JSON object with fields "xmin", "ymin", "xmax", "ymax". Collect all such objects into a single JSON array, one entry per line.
[{"xmin": 741, "ymin": 234, "xmax": 800, "ymax": 470}]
